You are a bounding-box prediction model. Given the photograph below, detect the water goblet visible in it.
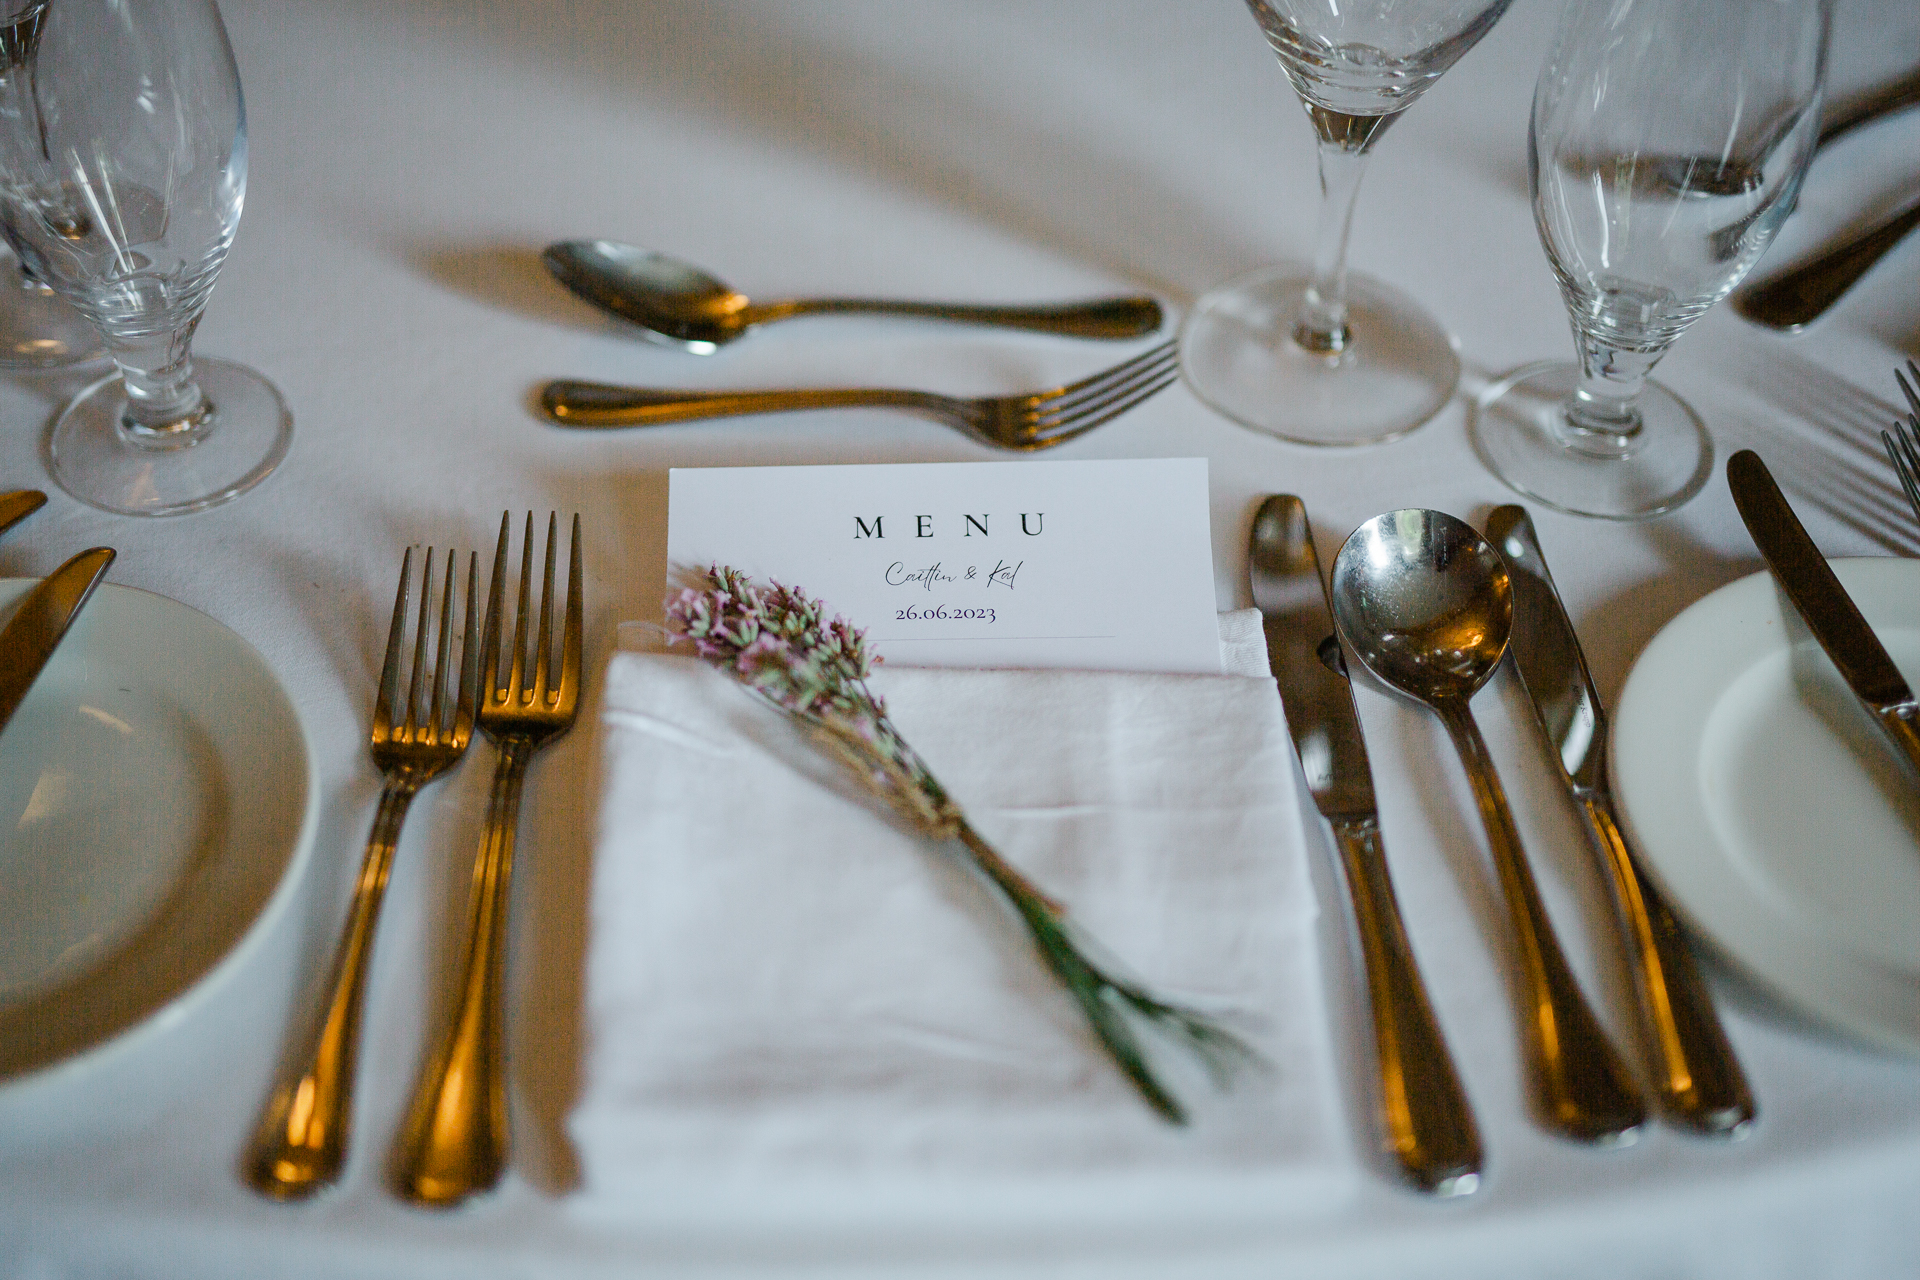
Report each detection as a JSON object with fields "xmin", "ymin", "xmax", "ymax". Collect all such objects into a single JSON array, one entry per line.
[
  {"xmin": 1471, "ymin": 0, "xmax": 1830, "ymax": 520},
  {"xmin": 1180, "ymin": 0, "xmax": 1513, "ymax": 446},
  {"xmin": 0, "ymin": 0, "xmax": 290, "ymax": 517}
]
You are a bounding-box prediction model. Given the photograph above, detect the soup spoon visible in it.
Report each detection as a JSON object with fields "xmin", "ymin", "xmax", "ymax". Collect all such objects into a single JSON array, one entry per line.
[
  {"xmin": 542, "ymin": 240, "xmax": 1163, "ymax": 353},
  {"xmin": 1330, "ymin": 508, "xmax": 1645, "ymax": 1146}
]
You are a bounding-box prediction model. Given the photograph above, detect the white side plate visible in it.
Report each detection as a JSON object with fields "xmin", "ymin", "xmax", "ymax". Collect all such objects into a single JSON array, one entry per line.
[
  {"xmin": 0, "ymin": 580, "xmax": 315, "ymax": 1081},
  {"xmin": 1611, "ymin": 558, "xmax": 1920, "ymax": 1053}
]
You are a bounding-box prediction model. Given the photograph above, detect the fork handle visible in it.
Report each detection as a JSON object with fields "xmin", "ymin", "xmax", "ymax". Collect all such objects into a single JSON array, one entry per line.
[
  {"xmin": 539, "ymin": 382, "xmax": 945, "ymax": 428},
  {"xmin": 244, "ymin": 776, "xmax": 422, "ymax": 1200},
  {"xmin": 393, "ymin": 736, "xmax": 532, "ymax": 1208}
]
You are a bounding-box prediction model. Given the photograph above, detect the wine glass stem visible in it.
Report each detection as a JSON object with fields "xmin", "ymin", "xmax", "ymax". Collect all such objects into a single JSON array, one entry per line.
[
  {"xmin": 1559, "ymin": 334, "xmax": 1665, "ymax": 458},
  {"xmin": 1296, "ymin": 140, "xmax": 1370, "ymax": 354},
  {"xmin": 111, "ymin": 320, "xmax": 211, "ymax": 443}
]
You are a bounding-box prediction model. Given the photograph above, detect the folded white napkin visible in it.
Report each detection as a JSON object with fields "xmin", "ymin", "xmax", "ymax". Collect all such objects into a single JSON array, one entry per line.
[{"xmin": 568, "ymin": 612, "xmax": 1354, "ymax": 1216}]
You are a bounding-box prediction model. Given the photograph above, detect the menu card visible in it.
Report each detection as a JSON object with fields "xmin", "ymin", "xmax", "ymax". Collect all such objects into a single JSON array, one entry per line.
[{"xmin": 666, "ymin": 458, "xmax": 1222, "ymax": 673}]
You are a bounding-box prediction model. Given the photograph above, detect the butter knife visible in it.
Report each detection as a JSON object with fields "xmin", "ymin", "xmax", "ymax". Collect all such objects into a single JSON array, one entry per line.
[
  {"xmin": 1728, "ymin": 449, "xmax": 1920, "ymax": 780},
  {"xmin": 1487, "ymin": 505, "xmax": 1755, "ymax": 1137},
  {"xmin": 0, "ymin": 547, "xmax": 114, "ymax": 735},
  {"xmin": 1250, "ymin": 495, "xmax": 1481, "ymax": 1197},
  {"xmin": 0, "ymin": 490, "xmax": 46, "ymax": 536}
]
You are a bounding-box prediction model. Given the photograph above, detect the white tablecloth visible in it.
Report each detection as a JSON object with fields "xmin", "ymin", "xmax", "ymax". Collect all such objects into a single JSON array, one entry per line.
[{"xmin": 2, "ymin": 0, "xmax": 1918, "ymax": 1275}]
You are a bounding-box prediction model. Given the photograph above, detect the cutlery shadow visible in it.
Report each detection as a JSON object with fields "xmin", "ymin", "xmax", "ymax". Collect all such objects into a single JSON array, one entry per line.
[
  {"xmin": 411, "ymin": 240, "xmax": 637, "ymax": 337},
  {"xmin": 1686, "ymin": 339, "xmax": 1920, "ymax": 555}
]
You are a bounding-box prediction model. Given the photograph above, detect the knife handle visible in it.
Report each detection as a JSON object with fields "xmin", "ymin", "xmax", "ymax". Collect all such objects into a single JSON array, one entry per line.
[
  {"xmin": 1874, "ymin": 703, "xmax": 1920, "ymax": 786},
  {"xmin": 1331, "ymin": 820, "xmax": 1483, "ymax": 1196},
  {"xmin": 1583, "ymin": 793, "xmax": 1756, "ymax": 1136}
]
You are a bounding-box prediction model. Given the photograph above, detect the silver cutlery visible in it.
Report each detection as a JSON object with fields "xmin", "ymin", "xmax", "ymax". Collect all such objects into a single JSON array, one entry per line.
[
  {"xmin": 1882, "ymin": 360, "xmax": 1920, "ymax": 528},
  {"xmin": 1330, "ymin": 510, "xmax": 1646, "ymax": 1146},
  {"xmin": 1729, "ymin": 449, "xmax": 1920, "ymax": 780},
  {"xmin": 543, "ymin": 239, "xmax": 1163, "ymax": 353},
  {"xmin": 245, "ymin": 548, "xmax": 479, "ymax": 1200},
  {"xmin": 0, "ymin": 490, "xmax": 45, "ymax": 536},
  {"xmin": 540, "ymin": 340, "xmax": 1178, "ymax": 451},
  {"xmin": 1816, "ymin": 64, "xmax": 1920, "ymax": 150},
  {"xmin": 1251, "ymin": 495, "xmax": 1481, "ymax": 1196},
  {"xmin": 394, "ymin": 512, "xmax": 582, "ymax": 1208},
  {"xmin": 0, "ymin": 546, "xmax": 113, "ymax": 737},
  {"xmin": 1488, "ymin": 505, "xmax": 1755, "ymax": 1137}
]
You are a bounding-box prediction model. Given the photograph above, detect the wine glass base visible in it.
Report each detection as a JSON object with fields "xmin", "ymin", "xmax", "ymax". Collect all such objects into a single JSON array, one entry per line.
[
  {"xmin": 1179, "ymin": 263, "xmax": 1460, "ymax": 446},
  {"xmin": 0, "ymin": 271, "xmax": 103, "ymax": 370},
  {"xmin": 49, "ymin": 357, "xmax": 293, "ymax": 517},
  {"xmin": 1471, "ymin": 361, "xmax": 1712, "ymax": 521}
]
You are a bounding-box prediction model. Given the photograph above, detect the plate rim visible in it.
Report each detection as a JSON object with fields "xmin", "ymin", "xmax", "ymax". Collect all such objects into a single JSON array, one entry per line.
[
  {"xmin": 1610, "ymin": 556, "xmax": 1920, "ymax": 1054},
  {"xmin": 0, "ymin": 578, "xmax": 318, "ymax": 1087}
]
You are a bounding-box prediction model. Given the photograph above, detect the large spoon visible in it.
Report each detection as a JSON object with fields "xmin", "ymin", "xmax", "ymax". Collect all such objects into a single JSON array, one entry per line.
[
  {"xmin": 1330, "ymin": 509, "xmax": 1646, "ymax": 1146},
  {"xmin": 542, "ymin": 240, "xmax": 1164, "ymax": 353}
]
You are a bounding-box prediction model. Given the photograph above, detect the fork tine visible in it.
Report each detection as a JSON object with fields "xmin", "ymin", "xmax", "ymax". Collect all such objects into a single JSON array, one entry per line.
[
  {"xmin": 482, "ymin": 513, "xmax": 511, "ymax": 704},
  {"xmin": 562, "ymin": 514, "xmax": 583, "ymax": 700},
  {"xmin": 510, "ymin": 513, "xmax": 534, "ymax": 700},
  {"xmin": 1900, "ymin": 361, "xmax": 1920, "ymax": 421},
  {"xmin": 533, "ymin": 512, "xmax": 557, "ymax": 704},
  {"xmin": 1030, "ymin": 349, "xmax": 1179, "ymax": 429},
  {"xmin": 1036, "ymin": 339, "xmax": 1177, "ymax": 403},
  {"xmin": 404, "ymin": 548, "xmax": 436, "ymax": 741},
  {"xmin": 428, "ymin": 549, "xmax": 457, "ymax": 741},
  {"xmin": 374, "ymin": 548, "xmax": 414, "ymax": 740},
  {"xmin": 1885, "ymin": 423, "xmax": 1920, "ymax": 527},
  {"xmin": 456, "ymin": 551, "xmax": 479, "ymax": 738},
  {"xmin": 1025, "ymin": 369, "xmax": 1181, "ymax": 450}
]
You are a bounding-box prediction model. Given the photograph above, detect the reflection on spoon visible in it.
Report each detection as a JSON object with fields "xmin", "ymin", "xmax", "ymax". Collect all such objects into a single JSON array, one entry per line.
[
  {"xmin": 541, "ymin": 240, "xmax": 1163, "ymax": 353},
  {"xmin": 1330, "ymin": 508, "xmax": 1647, "ymax": 1146}
]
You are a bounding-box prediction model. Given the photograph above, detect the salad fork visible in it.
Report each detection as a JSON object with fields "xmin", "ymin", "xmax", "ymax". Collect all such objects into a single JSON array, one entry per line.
[
  {"xmin": 1880, "ymin": 360, "xmax": 1920, "ymax": 528},
  {"xmin": 538, "ymin": 339, "xmax": 1179, "ymax": 450},
  {"xmin": 394, "ymin": 512, "xmax": 582, "ymax": 1208},
  {"xmin": 245, "ymin": 547, "xmax": 478, "ymax": 1200}
]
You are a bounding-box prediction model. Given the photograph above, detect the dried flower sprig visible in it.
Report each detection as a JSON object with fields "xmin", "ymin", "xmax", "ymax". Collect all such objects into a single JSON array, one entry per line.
[{"xmin": 667, "ymin": 565, "xmax": 1259, "ymax": 1123}]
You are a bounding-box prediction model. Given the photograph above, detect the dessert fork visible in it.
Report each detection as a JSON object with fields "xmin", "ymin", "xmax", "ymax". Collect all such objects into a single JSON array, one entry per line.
[
  {"xmin": 1880, "ymin": 360, "xmax": 1920, "ymax": 528},
  {"xmin": 394, "ymin": 512, "xmax": 582, "ymax": 1208},
  {"xmin": 245, "ymin": 547, "xmax": 478, "ymax": 1200},
  {"xmin": 538, "ymin": 339, "xmax": 1178, "ymax": 450}
]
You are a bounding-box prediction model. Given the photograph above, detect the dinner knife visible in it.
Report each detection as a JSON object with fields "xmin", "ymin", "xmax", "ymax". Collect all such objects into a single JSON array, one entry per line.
[
  {"xmin": 1486, "ymin": 505, "xmax": 1756, "ymax": 1138},
  {"xmin": 0, "ymin": 490, "xmax": 46, "ymax": 537},
  {"xmin": 1250, "ymin": 494, "xmax": 1482, "ymax": 1197},
  {"xmin": 1728, "ymin": 449, "xmax": 1920, "ymax": 781},
  {"xmin": 0, "ymin": 546, "xmax": 114, "ymax": 735}
]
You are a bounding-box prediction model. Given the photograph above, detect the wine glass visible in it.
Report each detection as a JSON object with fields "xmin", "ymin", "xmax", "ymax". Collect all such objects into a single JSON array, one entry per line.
[
  {"xmin": 1180, "ymin": 0, "xmax": 1513, "ymax": 446},
  {"xmin": 0, "ymin": 0, "xmax": 289, "ymax": 517},
  {"xmin": 1471, "ymin": 0, "xmax": 1830, "ymax": 520},
  {"xmin": 0, "ymin": 249, "xmax": 99, "ymax": 369}
]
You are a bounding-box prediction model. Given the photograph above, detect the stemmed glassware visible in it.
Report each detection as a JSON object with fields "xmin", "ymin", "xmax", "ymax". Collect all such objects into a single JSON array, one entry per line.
[
  {"xmin": 1472, "ymin": 0, "xmax": 1830, "ymax": 520},
  {"xmin": 1181, "ymin": 0, "xmax": 1512, "ymax": 446},
  {"xmin": 0, "ymin": 0, "xmax": 290, "ymax": 517}
]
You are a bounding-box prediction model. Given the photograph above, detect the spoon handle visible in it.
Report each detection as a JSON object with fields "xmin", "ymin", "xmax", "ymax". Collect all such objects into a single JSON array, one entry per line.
[
  {"xmin": 1435, "ymin": 700, "xmax": 1647, "ymax": 1145},
  {"xmin": 754, "ymin": 294, "xmax": 1163, "ymax": 340}
]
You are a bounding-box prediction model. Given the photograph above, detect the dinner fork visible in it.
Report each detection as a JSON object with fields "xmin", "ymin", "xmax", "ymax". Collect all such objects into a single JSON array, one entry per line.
[
  {"xmin": 538, "ymin": 339, "xmax": 1179, "ymax": 450},
  {"xmin": 244, "ymin": 547, "xmax": 478, "ymax": 1200},
  {"xmin": 1881, "ymin": 360, "xmax": 1920, "ymax": 528},
  {"xmin": 393, "ymin": 512, "xmax": 582, "ymax": 1208}
]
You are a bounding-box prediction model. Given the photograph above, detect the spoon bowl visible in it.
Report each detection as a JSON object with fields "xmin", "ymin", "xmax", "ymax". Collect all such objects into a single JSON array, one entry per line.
[
  {"xmin": 542, "ymin": 240, "xmax": 1163, "ymax": 353},
  {"xmin": 1330, "ymin": 507, "xmax": 1646, "ymax": 1146},
  {"xmin": 1329, "ymin": 508, "xmax": 1511, "ymax": 704}
]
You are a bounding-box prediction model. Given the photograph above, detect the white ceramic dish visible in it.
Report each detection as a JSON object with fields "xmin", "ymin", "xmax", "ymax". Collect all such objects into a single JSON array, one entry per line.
[
  {"xmin": 1611, "ymin": 557, "xmax": 1920, "ymax": 1054},
  {"xmin": 0, "ymin": 580, "xmax": 315, "ymax": 1081}
]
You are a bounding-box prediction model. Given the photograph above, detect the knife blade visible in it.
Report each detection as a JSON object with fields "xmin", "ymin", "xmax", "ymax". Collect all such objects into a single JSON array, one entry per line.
[
  {"xmin": 1250, "ymin": 494, "xmax": 1481, "ymax": 1197},
  {"xmin": 1487, "ymin": 504, "xmax": 1755, "ymax": 1137},
  {"xmin": 0, "ymin": 490, "xmax": 46, "ymax": 537},
  {"xmin": 0, "ymin": 546, "xmax": 114, "ymax": 735},
  {"xmin": 1727, "ymin": 449, "xmax": 1920, "ymax": 780}
]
